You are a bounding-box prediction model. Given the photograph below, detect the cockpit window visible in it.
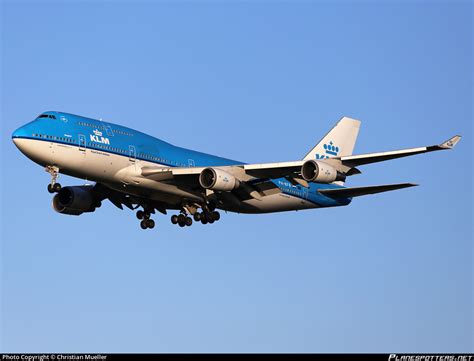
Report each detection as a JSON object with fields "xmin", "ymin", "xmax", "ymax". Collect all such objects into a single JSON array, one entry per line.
[{"xmin": 37, "ymin": 114, "xmax": 57, "ymax": 119}]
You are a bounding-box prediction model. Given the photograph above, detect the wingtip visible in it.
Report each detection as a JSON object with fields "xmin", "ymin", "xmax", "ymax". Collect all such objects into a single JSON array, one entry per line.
[{"xmin": 440, "ymin": 135, "xmax": 462, "ymax": 149}]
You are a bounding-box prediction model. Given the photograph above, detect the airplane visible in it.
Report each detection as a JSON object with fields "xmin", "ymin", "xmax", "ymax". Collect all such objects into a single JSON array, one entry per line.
[{"xmin": 11, "ymin": 111, "xmax": 461, "ymax": 230}]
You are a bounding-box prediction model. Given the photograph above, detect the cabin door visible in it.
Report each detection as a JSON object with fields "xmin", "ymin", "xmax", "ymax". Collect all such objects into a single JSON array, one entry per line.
[
  {"xmin": 129, "ymin": 145, "xmax": 136, "ymax": 163},
  {"xmin": 78, "ymin": 134, "xmax": 86, "ymax": 153}
]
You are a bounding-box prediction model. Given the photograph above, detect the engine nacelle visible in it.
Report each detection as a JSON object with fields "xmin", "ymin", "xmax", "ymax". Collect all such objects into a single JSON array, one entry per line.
[
  {"xmin": 52, "ymin": 186, "xmax": 97, "ymax": 215},
  {"xmin": 199, "ymin": 168, "xmax": 240, "ymax": 191},
  {"xmin": 301, "ymin": 160, "xmax": 345, "ymax": 183}
]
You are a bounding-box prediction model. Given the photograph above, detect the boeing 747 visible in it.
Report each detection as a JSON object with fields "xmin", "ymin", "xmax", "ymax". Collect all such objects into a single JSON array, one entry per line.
[{"xmin": 12, "ymin": 112, "xmax": 461, "ymax": 230}]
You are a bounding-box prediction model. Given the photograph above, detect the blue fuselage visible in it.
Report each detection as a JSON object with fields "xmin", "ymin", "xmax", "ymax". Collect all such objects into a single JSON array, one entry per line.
[{"xmin": 12, "ymin": 111, "xmax": 351, "ymax": 210}]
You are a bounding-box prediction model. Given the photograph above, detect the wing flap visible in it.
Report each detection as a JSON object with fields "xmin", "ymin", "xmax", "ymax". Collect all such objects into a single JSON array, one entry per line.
[
  {"xmin": 243, "ymin": 161, "xmax": 304, "ymax": 179},
  {"xmin": 318, "ymin": 183, "xmax": 418, "ymax": 198}
]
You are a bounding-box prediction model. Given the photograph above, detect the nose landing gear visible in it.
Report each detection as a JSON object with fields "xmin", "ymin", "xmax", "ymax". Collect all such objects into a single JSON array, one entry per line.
[{"xmin": 46, "ymin": 166, "xmax": 62, "ymax": 193}]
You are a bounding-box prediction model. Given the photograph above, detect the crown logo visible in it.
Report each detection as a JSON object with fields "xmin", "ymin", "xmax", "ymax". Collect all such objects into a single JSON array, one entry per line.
[
  {"xmin": 323, "ymin": 141, "xmax": 339, "ymax": 156},
  {"xmin": 93, "ymin": 129, "xmax": 103, "ymax": 136}
]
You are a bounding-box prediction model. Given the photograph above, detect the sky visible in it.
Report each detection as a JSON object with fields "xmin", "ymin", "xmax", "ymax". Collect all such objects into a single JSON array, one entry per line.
[{"xmin": 1, "ymin": 0, "xmax": 472, "ymax": 353}]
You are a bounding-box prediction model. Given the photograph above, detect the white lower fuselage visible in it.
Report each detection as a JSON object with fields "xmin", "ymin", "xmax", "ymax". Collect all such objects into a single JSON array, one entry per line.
[{"xmin": 13, "ymin": 137, "xmax": 319, "ymax": 213}]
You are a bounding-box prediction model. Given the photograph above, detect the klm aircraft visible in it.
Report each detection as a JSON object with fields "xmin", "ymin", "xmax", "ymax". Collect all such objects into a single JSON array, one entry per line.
[{"xmin": 12, "ymin": 112, "xmax": 461, "ymax": 230}]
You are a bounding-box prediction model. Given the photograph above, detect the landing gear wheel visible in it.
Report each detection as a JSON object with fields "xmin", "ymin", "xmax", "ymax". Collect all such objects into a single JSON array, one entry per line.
[
  {"xmin": 208, "ymin": 218, "xmax": 215, "ymax": 224},
  {"xmin": 171, "ymin": 215, "xmax": 178, "ymax": 224},
  {"xmin": 207, "ymin": 201, "xmax": 216, "ymax": 211},
  {"xmin": 53, "ymin": 183, "xmax": 62, "ymax": 192},
  {"xmin": 185, "ymin": 217, "xmax": 192, "ymax": 227},
  {"xmin": 140, "ymin": 220, "xmax": 148, "ymax": 229},
  {"xmin": 146, "ymin": 219, "xmax": 155, "ymax": 229},
  {"xmin": 178, "ymin": 214, "xmax": 186, "ymax": 224},
  {"xmin": 45, "ymin": 166, "xmax": 60, "ymax": 193},
  {"xmin": 178, "ymin": 220, "xmax": 186, "ymax": 227},
  {"xmin": 200, "ymin": 214, "xmax": 208, "ymax": 225},
  {"xmin": 211, "ymin": 211, "xmax": 220, "ymax": 221},
  {"xmin": 136, "ymin": 210, "xmax": 144, "ymax": 220},
  {"xmin": 193, "ymin": 213, "xmax": 201, "ymax": 222}
]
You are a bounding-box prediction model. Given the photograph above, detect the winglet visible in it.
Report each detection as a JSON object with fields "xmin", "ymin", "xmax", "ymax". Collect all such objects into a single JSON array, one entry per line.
[{"xmin": 439, "ymin": 135, "xmax": 462, "ymax": 149}]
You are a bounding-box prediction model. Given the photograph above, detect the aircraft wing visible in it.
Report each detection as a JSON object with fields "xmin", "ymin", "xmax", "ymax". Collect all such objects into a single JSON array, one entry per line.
[
  {"xmin": 140, "ymin": 135, "xmax": 461, "ymax": 190},
  {"xmin": 337, "ymin": 135, "xmax": 461, "ymax": 169}
]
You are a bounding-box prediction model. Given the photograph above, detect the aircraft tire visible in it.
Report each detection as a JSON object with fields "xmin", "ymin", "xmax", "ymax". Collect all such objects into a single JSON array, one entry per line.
[
  {"xmin": 211, "ymin": 211, "xmax": 220, "ymax": 221},
  {"xmin": 208, "ymin": 201, "xmax": 216, "ymax": 211}
]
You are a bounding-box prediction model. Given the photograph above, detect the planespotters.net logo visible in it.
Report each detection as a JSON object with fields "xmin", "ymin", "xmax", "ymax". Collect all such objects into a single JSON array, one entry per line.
[{"xmin": 389, "ymin": 355, "xmax": 473, "ymax": 361}]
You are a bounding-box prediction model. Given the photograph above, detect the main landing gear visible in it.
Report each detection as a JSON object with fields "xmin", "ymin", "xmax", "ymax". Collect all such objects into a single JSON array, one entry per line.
[
  {"xmin": 194, "ymin": 211, "xmax": 220, "ymax": 225},
  {"xmin": 170, "ymin": 209, "xmax": 221, "ymax": 227},
  {"xmin": 170, "ymin": 213, "xmax": 193, "ymax": 227},
  {"xmin": 46, "ymin": 166, "xmax": 62, "ymax": 193},
  {"xmin": 136, "ymin": 209, "xmax": 155, "ymax": 230},
  {"xmin": 195, "ymin": 200, "xmax": 221, "ymax": 225}
]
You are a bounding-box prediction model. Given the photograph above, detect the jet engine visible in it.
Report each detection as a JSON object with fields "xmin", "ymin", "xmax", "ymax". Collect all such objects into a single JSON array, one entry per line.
[
  {"xmin": 199, "ymin": 168, "xmax": 240, "ymax": 191},
  {"xmin": 301, "ymin": 160, "xmax": 346, "ymax": 183},
  {"xmin": 52, "ymin": 186, "xmax": 99, "ymax": 215}
]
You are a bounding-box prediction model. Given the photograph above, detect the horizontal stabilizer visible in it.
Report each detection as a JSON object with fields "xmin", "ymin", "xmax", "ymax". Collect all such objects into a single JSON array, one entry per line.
[{"xmin": 318, "ymin": 183, "xmax": 418, "ymax": 198}]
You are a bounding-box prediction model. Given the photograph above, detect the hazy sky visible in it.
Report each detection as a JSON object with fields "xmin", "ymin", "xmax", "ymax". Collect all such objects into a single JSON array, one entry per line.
[{"xmin": 1, "ymin": 1, "xmax": 472, "ymax": 353}]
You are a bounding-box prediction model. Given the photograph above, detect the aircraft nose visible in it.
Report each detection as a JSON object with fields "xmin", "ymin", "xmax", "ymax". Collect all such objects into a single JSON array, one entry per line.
[
  {"xmin": 12, "ymin": 125, "xmax": 27, "ymax": 139},
  {"xmin": 12, "ymin": 124, "xmax": 32, "ymax": 152},
  {"xmin": 11, "ymin": 123, "xmax": 41, "ymax": 162}
]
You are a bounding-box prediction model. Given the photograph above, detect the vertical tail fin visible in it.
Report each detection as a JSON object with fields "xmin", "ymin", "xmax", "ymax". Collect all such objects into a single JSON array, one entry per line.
[{"xmin": 303, "ymin": 116, "xmax": 361, "ymax": 160}]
